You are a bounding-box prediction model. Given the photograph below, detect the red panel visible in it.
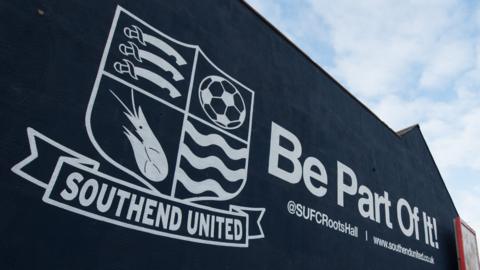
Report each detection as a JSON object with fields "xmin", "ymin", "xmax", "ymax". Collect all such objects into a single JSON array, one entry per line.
[{"xmin": 455, "ymin": 217, "xmax": 480, "ymax": 270}]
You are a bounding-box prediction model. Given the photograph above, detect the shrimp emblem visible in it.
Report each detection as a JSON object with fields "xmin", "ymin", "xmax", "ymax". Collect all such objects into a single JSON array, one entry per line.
[{"xmin": 110, "ymin": 89, "xmax": 169, "ymax": 182}]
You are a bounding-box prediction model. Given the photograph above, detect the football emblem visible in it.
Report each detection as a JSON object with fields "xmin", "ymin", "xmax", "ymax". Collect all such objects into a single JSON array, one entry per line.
[{"xmin": 199, "ymin": 75, "xmax": 246, "ymax": 129}]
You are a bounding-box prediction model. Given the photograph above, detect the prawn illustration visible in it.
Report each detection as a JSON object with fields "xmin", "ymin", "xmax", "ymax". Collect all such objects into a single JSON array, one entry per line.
[{"xmin": 110, "ymin": 89, "xmax": 169, "ymax": 182}]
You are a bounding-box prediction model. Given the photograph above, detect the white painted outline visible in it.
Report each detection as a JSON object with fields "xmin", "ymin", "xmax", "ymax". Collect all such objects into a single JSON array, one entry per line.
[
  {"xmin": 171, "ymin": 48, "xmax": 199, "ymax": 197},
  {"xmin": 86, "ymin": 6, "xmax": 254, "ymax": 201},
  {"xmin": 172, "ymin": 49, "xmax": 256, "ymax": 202},
  {"xmin": 10, "ymin": 5, "xmax": 265, "ymax": 247},
  {"xmin": 42, "ymin": 157, "xmax": 252, "ymax": 247},
  {"xmin": 198, "ymin": 75, "xmax": 247, "ymax": 130},
  {"xmin": 86, "ymin": 7, "xmax": 164, "ymax": 195},
  {"xmin": 104, "ymin": 71, "xmax": 185, "ymax": 115},
  {"xmin": 230, "ymin": 205, "xmax": 265, "ymax": 239},
  {"xmin": 119, "ymin": 41, "xmax": 185, "ymax": 81},
  {"xmin": 11, "ymin": 127, "xmax": 100, "ymax": 189}
]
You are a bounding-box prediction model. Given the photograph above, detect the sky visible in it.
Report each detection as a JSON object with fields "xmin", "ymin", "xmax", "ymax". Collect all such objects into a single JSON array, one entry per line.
[{"xmin": 246, "ymin": 0, "xmax": 480, "ymax": 256}]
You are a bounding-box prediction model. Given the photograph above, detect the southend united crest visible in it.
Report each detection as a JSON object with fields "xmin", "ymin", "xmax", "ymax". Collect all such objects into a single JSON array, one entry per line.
[{"xmin": 11, "ymin": 6, "xmax": 264, "ymax": 247}]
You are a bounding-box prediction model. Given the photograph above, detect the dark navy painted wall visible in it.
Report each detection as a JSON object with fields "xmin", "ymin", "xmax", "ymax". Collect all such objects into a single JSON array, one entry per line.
[{"xmin": 0, "ymin": 0, "xmax": 458, "ymax": 269}]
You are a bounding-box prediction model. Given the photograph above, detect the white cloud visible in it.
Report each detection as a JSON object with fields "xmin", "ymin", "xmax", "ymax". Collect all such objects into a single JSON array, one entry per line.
[
  {"xmin": 298, "ymin": 0, "xmax": 480, "ymax": 98},
  {"xmin": 429, "ymin": 107, "xmax": 480, "ymax": 172},
  {"xmin": 419, "ymin": 39, "xmax": 475, "ymax": 90},
  {"xmin": 369, "ymin": 91, "xmax": 480, "ymax": 173}
]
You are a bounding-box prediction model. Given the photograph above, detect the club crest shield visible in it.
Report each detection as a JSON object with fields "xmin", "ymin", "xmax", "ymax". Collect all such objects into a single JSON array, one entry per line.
[
  {"xmin": 86, "ymin": 6, "xmax": 254, "ymax": 202},
  {"xmin": 12, "ymin": 6, "xmax": 264, "ymax": 247}
]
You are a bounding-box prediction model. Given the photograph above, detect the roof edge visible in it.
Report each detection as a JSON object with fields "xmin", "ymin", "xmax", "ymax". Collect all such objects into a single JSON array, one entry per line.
[
  {"xmin": 403, "ymin": 125, "xmax": 458, "ymax": 215},
  {"xmin": 396, "ymin": 124, "xmax": 420, "ymax": 136},
  {"xmin": 240, "ymin": 0, "xmax": 403, "ymax": 139}
]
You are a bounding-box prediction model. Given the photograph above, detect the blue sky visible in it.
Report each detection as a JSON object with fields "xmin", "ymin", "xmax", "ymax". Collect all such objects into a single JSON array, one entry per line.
[{"xmin": 247, "ymin": 0, "xmax": 480, "ymax": 252}]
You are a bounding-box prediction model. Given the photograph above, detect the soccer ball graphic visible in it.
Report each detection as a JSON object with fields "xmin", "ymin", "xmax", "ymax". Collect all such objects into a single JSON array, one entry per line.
[{"xmin": 198, "ymin": 75, "xmax": 246, "ymax": 129}]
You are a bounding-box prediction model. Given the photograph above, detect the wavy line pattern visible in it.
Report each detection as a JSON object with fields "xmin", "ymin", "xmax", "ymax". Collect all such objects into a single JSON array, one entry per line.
[
  {"xmin": 180, "ymin": 144, "xmax": 246, "ymax": 182},
  {"xmin": 176, "ymin": 168, "xmax": 234, "ymax": 199},
  {"xmin": 184, "ymin": 121, "xmax": 247, "ymax": 160}
]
